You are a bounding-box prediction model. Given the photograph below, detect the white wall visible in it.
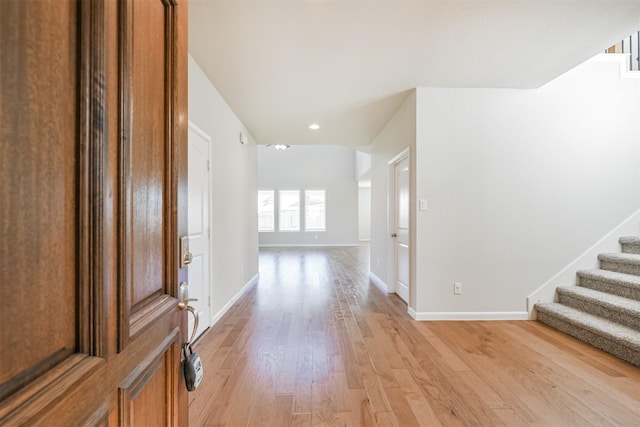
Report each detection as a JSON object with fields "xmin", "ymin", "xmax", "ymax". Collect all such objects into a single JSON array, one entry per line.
[
  {"xmin": 369, "ymin": 91, "xmax": 416, "ymax": 303},
  {"xmin": 413, "ymin": 57, "xmax": 640, "ymax": 317},
  {"xmin": 355, "ymin": 151, "xmax": 372, "ymax": 180},
  {"xmin": 188, "ymin": 54, "xmax": 259, "ymax": 321},
  {"xmin": 258, "ymin": 145, "xmax": 358, "ymax": 246},
  {"xmin": 358, "ymin": 185, "xmax": 371, "ymax": 241}
]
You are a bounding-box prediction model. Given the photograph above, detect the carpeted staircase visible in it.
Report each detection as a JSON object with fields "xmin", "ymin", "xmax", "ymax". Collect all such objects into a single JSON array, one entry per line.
[{"xmin": 535, "ymin": 236, "xmax": 640, "ymax": 367}]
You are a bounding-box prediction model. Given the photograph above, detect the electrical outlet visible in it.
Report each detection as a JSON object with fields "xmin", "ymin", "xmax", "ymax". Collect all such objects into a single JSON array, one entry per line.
[{"xmin": 454, "ymin": 282, "xmax": 462, "ymax": 295}]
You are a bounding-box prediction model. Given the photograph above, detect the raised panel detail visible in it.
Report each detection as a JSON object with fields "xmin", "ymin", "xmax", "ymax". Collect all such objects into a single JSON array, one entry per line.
[
  {"xmin": 119, "ymin": 0, "xmax": 177, "ymax": 348},
  {"xmin": 118, "ymin": 330, "xmax": 179, "ymax": 426},
  {"xmin": 0, "ymin": 0, "xmax": 79, "ymax": 400},
  {"xmin": 130, "ymin": 0, "xmax": 167, "ymax": 307},
  {"xmin": 131, "ymin": 359, "xmax": 167, "ymax": 426}
]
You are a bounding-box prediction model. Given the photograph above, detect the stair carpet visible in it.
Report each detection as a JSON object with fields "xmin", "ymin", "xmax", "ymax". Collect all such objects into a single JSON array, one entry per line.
[{"xmin": 535, "ymin": 236, "xmax": 640, "ymax": 367}]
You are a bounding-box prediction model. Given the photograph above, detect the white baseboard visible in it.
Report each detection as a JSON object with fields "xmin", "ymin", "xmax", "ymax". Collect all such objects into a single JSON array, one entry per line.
[
  {"xmin": 410, "ymin": 311, "xmax": 529, "ymax": 321},
  {"xmin": 369, "ymin": 272, "xmax": 390, "ymax": 293},
  {"xmin": 210, "ymin": 273, "xmax": 259, "ymax": 327},
  {"xmin": 259, "ymin": 243, "xmax": 359, "ymax": 248}
]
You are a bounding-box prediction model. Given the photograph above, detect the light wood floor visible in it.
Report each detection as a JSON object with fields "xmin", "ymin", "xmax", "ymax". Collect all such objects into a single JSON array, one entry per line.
[{"xmin": 189, "ymin": 246, "xmax": 640, "ymax": 426}]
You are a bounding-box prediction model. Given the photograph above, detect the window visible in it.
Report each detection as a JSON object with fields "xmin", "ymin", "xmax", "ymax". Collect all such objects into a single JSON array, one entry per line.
[
  {"xmin": 257, "ymin": 190, "xmax": 274, "ymax": 231},
  {"xmin": 279, "ymin": 190, "xmax": 300, "ymax": 231},
  {"xmin": 305, "ymin": 190, "xmax": 326, "ymax": 231}
]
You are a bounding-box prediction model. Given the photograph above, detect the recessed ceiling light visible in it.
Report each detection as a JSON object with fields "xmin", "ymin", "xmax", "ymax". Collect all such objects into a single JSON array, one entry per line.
[
  {"xmin": 274, "ymin": 144, "xmax": 290, "ymax": 151},
  {"xmin": 309, "ymin": 123, "xmax": 320, "ymax": 130}
]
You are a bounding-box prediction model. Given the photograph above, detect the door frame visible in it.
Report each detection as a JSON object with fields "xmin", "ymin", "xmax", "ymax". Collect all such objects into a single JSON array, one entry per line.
[
  {"xmin": 387, "ymin": 147, "xmax": 411, "ymax": 302},
  {"xmin": 187, "ymin": 120, "xmax": 213, "ymax": 337}
]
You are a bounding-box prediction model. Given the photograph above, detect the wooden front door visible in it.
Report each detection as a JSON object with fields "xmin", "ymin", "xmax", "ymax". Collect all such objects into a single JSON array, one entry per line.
[{"xmin": 0, "ymin": 0, "xmax": 189, "ymax": 425}]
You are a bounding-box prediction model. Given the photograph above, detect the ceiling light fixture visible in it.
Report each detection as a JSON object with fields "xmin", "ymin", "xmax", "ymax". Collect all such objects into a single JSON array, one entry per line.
[
  {"xmin": 274, "ymin": 144, "xmax": 290, "ymax": 151},
  {"xmin": 309, "ymin": 123, "xmax": 320, "ymax": 130}
]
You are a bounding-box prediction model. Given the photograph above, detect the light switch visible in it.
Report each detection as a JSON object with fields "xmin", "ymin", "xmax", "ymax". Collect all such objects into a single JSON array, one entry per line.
[{"xmin": 419, "ymin": 199, "xmax": 428, "ymax": 211}]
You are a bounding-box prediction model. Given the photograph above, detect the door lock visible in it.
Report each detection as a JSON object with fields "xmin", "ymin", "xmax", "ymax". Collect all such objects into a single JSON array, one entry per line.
[
  {"xmin": 178, "ymin": 282, "xmax": 198, "ymax": 311},
  {"xmin": 180, "ymin": 236, "xmax": 193, "ymax": 267}
]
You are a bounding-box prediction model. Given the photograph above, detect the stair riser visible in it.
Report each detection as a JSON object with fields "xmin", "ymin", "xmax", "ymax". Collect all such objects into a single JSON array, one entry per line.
[
  {"xmin": 620, "ymin": 242, "xmax": 640, "ymax": 255},
  {"xmin": 578, "ymin": 276, "xmax": 640, "ymax": 302},
  {"xmin": 599, "ymin": 259, "xmax": 640, "ymax": 276},
  {"xmin": 537, "ymin": 311, "xmax": 640, "ymax": 367},
  {"xmin": 557, "ymin": 294, "xmax": 640, "ymax": 331}
]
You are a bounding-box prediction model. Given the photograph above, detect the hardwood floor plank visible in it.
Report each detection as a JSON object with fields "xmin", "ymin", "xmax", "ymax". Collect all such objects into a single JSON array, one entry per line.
[
  {"xmin": 383, "ymin": 385, "xmax": 421, "ymax": 427},
  {"xmin": 334, "ymin": 314, "xmax": 365, "ymax": 390},
  {"xmin": 347, "ymin": 388, "xmax": 377, "ymax": 427},
  {"xmin": 391, "ymin": 368, "xmax": 443, "ymax": 427},
  {"xmin": 289, "ymin": 413, "xmax": 312, "ymax": 427},
  {"xmin": 491, "ymin": 407, "xmax": 528, "ymax": 427},
  {"xmin": 269, "ymin": 394, "xmax": 294, "ymax": 427},
  {"xmin": 366, "ymin": 313, "xmax": 406, "ymax": 370},
  {"xmin": 188, "ymin": 246, "xmax": 640, "ymax": 427},
  {"xmin": 292, "ymin": 318, "xmax": 313, "ymax": 414},
  {"xmin": 373, "ymin": 411, "xmax": 400, "ymax": 427}
]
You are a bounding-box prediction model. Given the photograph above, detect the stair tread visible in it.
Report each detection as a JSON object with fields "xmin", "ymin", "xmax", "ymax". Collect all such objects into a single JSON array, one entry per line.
[
  {"xmin": 578, "ymin": 268, "xmax": 640, "ymax": 287},
  {"xmin": 598, "ymin": 252, "xmax": 640, "ymax": 263},
  {"xmin": 598, "ymin": 252, "xmax": 640, "ymax": 264},
  {"xmin": 619, "ymin": 236, "xmax": 640, "ymax": 245},
  {"xmin": 557, "ymin": 286, "xmax": 640, "ymax": 316},
  {"xmin": 535, "ymin": 303, "xmax": 640, "ymax": 347}
]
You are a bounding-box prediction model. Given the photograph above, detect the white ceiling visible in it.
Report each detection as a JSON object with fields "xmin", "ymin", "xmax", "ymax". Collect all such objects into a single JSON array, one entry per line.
[{"xmin": 189, "ymin": 1, "xmax": 640, "ymax": 149}]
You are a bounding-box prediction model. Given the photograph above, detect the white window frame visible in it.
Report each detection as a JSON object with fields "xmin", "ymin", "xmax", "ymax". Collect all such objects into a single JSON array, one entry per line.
[
  {"xmin": 304, "ymin": 189, "xmax": 326, "ymax": 232},
  {"xmin": 257, "ymin": 189, "xmax": 275, "ymax": 232},
  {"xmin": 278, "ymin": 189, "xmax": 301, "ymax": 232}
]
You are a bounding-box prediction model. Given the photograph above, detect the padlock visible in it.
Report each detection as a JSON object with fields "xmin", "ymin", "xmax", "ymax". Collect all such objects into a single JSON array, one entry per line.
[{"xmin": 183, "ymin": 343, "xmax": 203, "ymax": 391}]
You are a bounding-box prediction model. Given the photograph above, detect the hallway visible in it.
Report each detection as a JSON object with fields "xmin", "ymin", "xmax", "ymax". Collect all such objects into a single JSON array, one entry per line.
[{"xmin": 188, "ymin": 246, "xmax": 640, "ymax": 426}]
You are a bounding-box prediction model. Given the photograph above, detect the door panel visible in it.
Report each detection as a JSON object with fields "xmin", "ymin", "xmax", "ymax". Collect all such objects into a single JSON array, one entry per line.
[
  {"xmin": 0, "ymin": 0, "xmax": 84, "ymax": 402},
  {"xmin": 119, "ymin": 331, "xmax": 180, "ymax": 426},
  {"xmin": 0, "ymin": 0, "xmax": 189, "ymax": 424},
  {"xmin": 187, "ymin": 124, "xmax": 211, "ymax": 341},
  {"xmin": 119, "ymin": 0, "xmax": 178, "ymax": 346},
  {"xmin": 130, "ymin": 358, "xmax": 168, "ymax": 426},
  {"xmin": 129, "ymin": 0, "xmax": 168, "ymax": 308},
  {"xmin": 394, "ymin": 157, "xmax": 410, "ymax": 303}
]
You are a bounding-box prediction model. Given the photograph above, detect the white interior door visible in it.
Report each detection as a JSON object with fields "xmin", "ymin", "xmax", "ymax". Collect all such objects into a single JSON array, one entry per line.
[
  {"xmin": 394, "ymin": 157, "xmax": 410, "ymax": 303},
  {"xmin": 188, "ymin": 122, "xmax": 211, "ymax": 341}
]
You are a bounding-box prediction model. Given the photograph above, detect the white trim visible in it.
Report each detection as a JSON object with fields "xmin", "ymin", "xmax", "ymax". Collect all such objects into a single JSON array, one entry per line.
[
  {"xmin": 408, "ymin": 306, "xmax": 417, "ymax": 319},
  {"xmin": 388, "ymin": 147, "xmax": 410, "ymax": 166},
  {"xmin": 259, "ymin": 243, "xmax": 359, "ymax": 248},
  {"xmin": 188, "ymin": 119, "xmax": 211, "ymax": 140},
  {"xmin": 526, "ymin": 208, "xmax": 640, "ymax": 318},
  {"xmin": 411, "ymin": 311, "xmax": 529, "ymax": 321},
  {"xmin": 210, "ymin": 273, "xmax": 259, "ymax": 327},
  {"xmin": 369, "ymin": 272, "xmax": 390, "ymax": 293},
  {"xmin": 387, "ymin": 148, "xmax": 411, "ymax": 302}
]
